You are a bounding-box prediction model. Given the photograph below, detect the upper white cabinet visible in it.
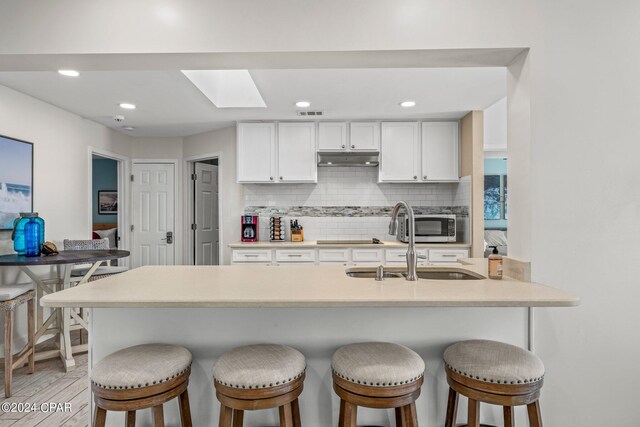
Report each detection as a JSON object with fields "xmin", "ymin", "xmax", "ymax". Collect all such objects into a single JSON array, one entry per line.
[
  {"xmin": 237, "ymin": 123, "xmax": 276, "ymax": 183},
  {"xmin": 318, "ymin": 122, "xmax": 348, "ymax": 151},
  {"xmin": 349, "ymin": 122, "xmax": 380, "ymax": 151},
  {"xmin": 422, "ymin": 122, "xmax": 459, "ymax": 182},
  {"xmin": 277, "ymin": 122, "xmax": 317, "ymax": 182},
  {"xmin": 379, "ymin": 122, "xmax": 420, "ymax": 182}
]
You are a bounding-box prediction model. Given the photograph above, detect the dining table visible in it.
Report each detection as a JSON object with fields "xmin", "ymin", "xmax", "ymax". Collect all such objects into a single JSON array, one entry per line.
[{"xmin": 0, "ymin": 249, "xmax": 130, "ymax": 371}]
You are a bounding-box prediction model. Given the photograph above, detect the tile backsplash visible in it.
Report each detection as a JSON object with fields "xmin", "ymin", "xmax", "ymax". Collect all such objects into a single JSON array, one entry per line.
[{"xmin": 243, "ymin": 168, "xmax": 471, "ymax": 242}]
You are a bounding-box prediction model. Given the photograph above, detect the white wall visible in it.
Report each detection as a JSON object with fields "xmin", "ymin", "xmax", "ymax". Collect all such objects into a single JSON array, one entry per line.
[
  {"xmin": 131, "ymin": 137, "xmax": 183, "ymax": 159},
  {"xmin": 183, "ymin": 126, "xmax": 241, "ymax": 265},
  {"xmin": 484, "ymin": 97, "xmax": 507, "ymax": 154},
  {"xmin": 0, "ymin": 83, "xmax": 132, "ymax": 352}
]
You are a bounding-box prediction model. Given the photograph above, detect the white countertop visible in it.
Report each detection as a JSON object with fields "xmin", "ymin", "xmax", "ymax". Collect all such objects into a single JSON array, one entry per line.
[
  {"xmin": 228, "ymin": 240, "xmax": 471, "ymax": 249},
  {"xmin": 40, "ymin": 259, "xmax": 579, "ymax": 308}
]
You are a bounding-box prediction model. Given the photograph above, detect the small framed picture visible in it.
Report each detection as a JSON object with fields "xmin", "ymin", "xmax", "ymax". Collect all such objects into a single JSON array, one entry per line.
[{"xmin": 98, "ymin": 191, "xmax": 118, "ymax": 215}]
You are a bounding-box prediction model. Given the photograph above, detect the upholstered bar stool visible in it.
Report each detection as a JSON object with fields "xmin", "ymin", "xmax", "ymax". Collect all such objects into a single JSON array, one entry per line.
[
  {"xmin": 443, "ymin": 340, "xmax": 545, "ymax": 427},
  {"xmin": 331, "ymin": 342, "xmax": 425, "ymax": 427},
  {"xmin": 1, "ymin": 284, "xmax": 35, "ymax": 397},
  {"xmin": 91, "ymin": 344, "xmax": 193, "ymax": 427},
  {"xmin": 213, "ymin": 344, "xmax": 306, "ymax": 427}
]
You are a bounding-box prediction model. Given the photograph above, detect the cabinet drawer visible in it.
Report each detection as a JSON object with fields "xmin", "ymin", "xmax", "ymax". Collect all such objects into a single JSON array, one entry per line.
[
  {"xmin": 275, "ymin": 249, "xmax": 316, "ymax": 263},
  {"xmin": 232, "ymin": 250, "xmax": 272, "ymax": 263},
  {"xmin": 385, "ymin": 249, "xmax": 428, "ymax": 264},
  {"xmin": 352, "ymin": 249, "xmax": 384, "ymax": 263},
  {"xmin": 319, "ymin": 249, "xmax": 350, "ymax": 263},
  {"xmin": 428, "ymin": 249, "xmax": 468, "ymax": 262}
]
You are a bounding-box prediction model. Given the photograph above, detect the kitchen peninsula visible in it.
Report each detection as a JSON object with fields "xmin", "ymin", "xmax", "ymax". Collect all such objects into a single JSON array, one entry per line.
[{"xmin": 41, "ymin": 261, "xmax": 578, "ymax": 426}]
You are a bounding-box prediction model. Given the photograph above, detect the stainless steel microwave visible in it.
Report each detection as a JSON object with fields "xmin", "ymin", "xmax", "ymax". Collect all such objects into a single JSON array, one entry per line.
[{"xmin": 397, "ymin": 214, "xmax": 457, "ymax": 243}]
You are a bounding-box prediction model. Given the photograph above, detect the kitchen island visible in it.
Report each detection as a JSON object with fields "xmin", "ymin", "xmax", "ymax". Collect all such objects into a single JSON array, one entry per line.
[{"xmin": 41, "ymin": 260, "xmax": 578, "ymax": 426}]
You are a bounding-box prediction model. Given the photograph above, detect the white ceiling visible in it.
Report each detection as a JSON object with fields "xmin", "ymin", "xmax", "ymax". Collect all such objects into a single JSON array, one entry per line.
[{"xmin": 0, "ymin": 67, "xmax": 506, "ymax": 137}]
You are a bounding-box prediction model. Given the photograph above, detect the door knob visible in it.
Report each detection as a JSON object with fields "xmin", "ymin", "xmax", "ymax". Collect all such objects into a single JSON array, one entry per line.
[{"xmin": 161, "ymin": 231, "xmax": 173, "ymax": 244}]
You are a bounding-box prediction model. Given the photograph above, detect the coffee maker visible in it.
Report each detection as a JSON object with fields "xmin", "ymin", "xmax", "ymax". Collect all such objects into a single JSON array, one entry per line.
[{"xmin": 241, "ymin": 215, "xmax": 259, "ymax": 242}]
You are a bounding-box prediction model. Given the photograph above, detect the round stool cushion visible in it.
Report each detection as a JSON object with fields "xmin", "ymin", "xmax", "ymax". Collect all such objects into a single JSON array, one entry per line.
[
  {"xmin": 444, "ymin": 340, "xmax": 544, "ymax": 385},
  {"xmin": 213, "ymin": 344, "xmax": 306, "ymax": 389},
  {"xmin": 91, "ymin": 344, "xmax": 192, "ymax": 390},
  {"xmin": 332, "ymin": 342, "xmax": 425, "ymax": 387}
]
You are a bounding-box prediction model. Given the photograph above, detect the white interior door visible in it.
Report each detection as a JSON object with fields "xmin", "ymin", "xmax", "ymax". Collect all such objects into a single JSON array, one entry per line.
[
  {"xmin": 194, "ymin": 163, "xmax": 219, "ymax": 265},
  {"xmin": 132, "ymin": 163, "xmax": 175, "ymax": 267}
]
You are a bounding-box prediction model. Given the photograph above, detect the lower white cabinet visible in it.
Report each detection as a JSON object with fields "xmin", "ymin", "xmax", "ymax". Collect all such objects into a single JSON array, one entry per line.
[
  {"xmin": 232, "ymin": 246, "xmax": 469, "ymax": 266},
  {"xmin": 232, "ymin": 249, "xmax": 272, "ymax": 263},
  {"xmin": 275, "ymin": 249, "xmax": 316, "ymax": 263}
]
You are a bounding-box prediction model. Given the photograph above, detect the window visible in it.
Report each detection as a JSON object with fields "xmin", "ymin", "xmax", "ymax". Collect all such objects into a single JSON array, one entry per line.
[{"xmin": 484, "ymin": 175, "xmax": 507, "ymax": 220}]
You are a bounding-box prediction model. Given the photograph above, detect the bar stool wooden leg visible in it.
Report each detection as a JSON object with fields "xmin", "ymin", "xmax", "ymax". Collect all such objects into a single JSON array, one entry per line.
[
  {"xmin": 467, "ymin": 398, "xmax": 480, "ymax": 427},
  {"xmin": 179, "ymin": 389, "xmax": 193, "ymax": 427},
  {"xmin": 231, "ymin": 409, "xmax": 244, "ymax": 427},
  {"xmin": 338, "ymin": 400, "xmax": 357, "ymax": 427},
  {"xmin": 94, "ymin": 406, "xmax": 107, "ymax": 427},
  {"xmin": 279, "ymin": 402, "xmax": 294, "ymax": 427},
  {"xmin": 4, "ymin": 310, "xmax": 13, "ymax": 397},
  {"xmin": 402, "ymin": 403, "xmax": 418, "ymax": 427},
  {"xmin": 444, "ymin": 387, "xmax": 458, "ymax": 427},
  {"xmin": 152, "ymin": 405, "xmax": 164, "ymax": 427},
  {"xmin": 395, "ymin": 406, "xmax": 404, "ymax": 427},
  {"xmin": 503, "ymin": 406, "xmax": 514, "ymax": 427},
  {"xmin": 291, "ymin": 399, "xmax": 301, "ymax": 427},
  {"xmin": 219, "ymin": 405, "xmax": 233, "ymax": 427},
  {"xmin": 125, "ymin": 411, "xmax": 136, "ymax": 427},
  {"xmin": 527, "ymin": 401, "xmax": 543, "ymax": 427}
]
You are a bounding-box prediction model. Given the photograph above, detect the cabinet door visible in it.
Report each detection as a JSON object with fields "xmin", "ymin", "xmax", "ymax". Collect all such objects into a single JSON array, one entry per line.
[
  {"xmin": 379, "ymin": 122, "xmax": 420, "ymax": 182},
  {"xmin": 422, "ymin": 122, "xmax": 459, "ymax": 182},
  {"xmin": 318, "ymin": 122, "xmax": 347, "ymax": 151},
  {"xmin": 237, "ymin": 123, "xmax": 276, "ymax": 183},
  {"xmin": 349, "ymin": 122, "xmax": 380, "ymax": 151},
  {"xmin": 277, "ymin": 123, "xmax": 317, "ymax": 182}
]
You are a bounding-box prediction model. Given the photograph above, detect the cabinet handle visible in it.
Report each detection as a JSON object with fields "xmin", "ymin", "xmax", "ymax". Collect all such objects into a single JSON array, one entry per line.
[
  {"xmin": 423, "ymin": 175, "xmax": 427, "ymax": 180},
  {"xmin": 244, "ymin": 254, "xmax": 260, "ymax": 257},
  {"xmin": 342, "ymin": 144, "xmax": 346, "ymax": 149},
  {"xmin": 270, "ymin": 176, "xmax": 274, "ymax": 181},
  {"xmin": 287, "ymin": 254, "xmax": 303, "ymax": 257},
  {"xmin": 280, "ymin": 176, "xmax": 283, "ymax": 180},
  {"xmin": 413, "ymin": 175, "xmax": 418, "ymax": 180},
  {"xmin": 351, "ymin": 145, "xmax": 355, "ymax": 149}
]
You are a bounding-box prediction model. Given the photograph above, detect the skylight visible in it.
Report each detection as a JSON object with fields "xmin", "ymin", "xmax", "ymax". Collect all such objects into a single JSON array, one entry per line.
[{"xmin": 181, "ymin": 70, "xmax": 266, "ymax": 108}]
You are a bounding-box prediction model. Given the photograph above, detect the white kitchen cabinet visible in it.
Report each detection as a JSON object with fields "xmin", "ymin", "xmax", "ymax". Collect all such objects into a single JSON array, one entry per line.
[
  {"xmin": 237, "ymin": 123, "xmax": 276, "ymax": 183},
  {"xmin": 231, "ymin": 249, "xmax": 273, "ymax": 263},
  {"xmin": 318, "ymin": 122, "xmax": 348, "ymax": 151},
  {"xmin": 428, "ymin": 249, "xmax": 468, "ymax": 264},
  {"xmin": 318, "ymin": 248, "xmax": 350, "ymax": 263},
  {"xmin": 421, "ymin": 122, "xmax": 459, "ymax": 182},
  {"xmin": 351, "ymin": 249, "xmax": 384, "ymax": 264},
  {"xmin": 277, "ymin": 122, "xmax": 317, "ymax": 182},
  {"xmin": 275, "ymin": 249, "xmax": 316, "ymax": 263},
  {"xmin": 379, "ymin": 122, "xmax": 420, "ymax": 182},
  {"xmin": 349, "ymin": 122, "xmax": 380, "ymax": 151}
]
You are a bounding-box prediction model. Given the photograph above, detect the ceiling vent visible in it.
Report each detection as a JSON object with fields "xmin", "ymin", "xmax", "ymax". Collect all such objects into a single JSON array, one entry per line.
[{"xmin": 297, "ymin": 111, "xmax": 324, "ymax": 116}]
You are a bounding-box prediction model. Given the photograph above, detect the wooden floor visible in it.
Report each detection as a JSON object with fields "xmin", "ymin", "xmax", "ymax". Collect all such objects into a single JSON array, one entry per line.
[{"xmin": 0, "ymin": 332, "xmax": 89, "ymax": 427}]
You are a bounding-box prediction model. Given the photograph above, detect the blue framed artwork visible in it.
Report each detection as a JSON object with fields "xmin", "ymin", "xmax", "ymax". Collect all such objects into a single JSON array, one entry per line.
[{"xmin": 0, "ymin": 134, "xmax": 34, "ymax": 230}]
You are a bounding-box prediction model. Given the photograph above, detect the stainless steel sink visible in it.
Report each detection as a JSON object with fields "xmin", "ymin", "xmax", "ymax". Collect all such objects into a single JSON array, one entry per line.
[{"xmin": 345, "ymin": 267, "xmax": 484, "ymax": 280}]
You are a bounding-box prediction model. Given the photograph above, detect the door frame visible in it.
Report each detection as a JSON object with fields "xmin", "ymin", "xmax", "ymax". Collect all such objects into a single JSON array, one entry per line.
[
  {"xmin": 131, "ymin": 159, "xmax": 182, "ymax": 265},
  {"xmin": 183, "ymin": 152, "xmax": 223, "ymax": 266},
  {"xmin": 87, "ymin": 147, "xmax": 131, "ymax": 267}
]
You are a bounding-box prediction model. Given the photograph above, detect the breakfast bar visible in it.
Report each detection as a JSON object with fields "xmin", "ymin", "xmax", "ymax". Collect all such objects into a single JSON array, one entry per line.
[{"xmin": 40, "ymin": 260, "xmax": 578, "ymax": 427}]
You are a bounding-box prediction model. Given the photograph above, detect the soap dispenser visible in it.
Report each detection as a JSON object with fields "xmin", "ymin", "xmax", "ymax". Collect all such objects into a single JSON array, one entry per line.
[{"xmin": 488, "ymin": 246, "xmax": 503, "ymax": 280}]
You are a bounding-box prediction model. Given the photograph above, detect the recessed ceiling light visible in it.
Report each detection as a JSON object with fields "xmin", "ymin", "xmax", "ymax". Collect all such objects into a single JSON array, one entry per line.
[
  {"xmin": 122, "ymin": 126, "xmax": 135, "ymax": 131},
  {"xmin": 365, "ymin": 161, "xmax": 371, "ymax": 165},
  {"xmin": 295, "ymin": 101, "xmax": 311, "ymax": 108},
  {"xmin": 119, "ymin": 103, "xmax": 136, "ymax": 110},
  {"xmin": 58, "ymin": 70, "xmax": 79, "ymax": 77},
  {"xmin": 327, "ymin": 162, "xmax": 333, "ymax": 165},
  {"xmin": 400, "ymin": 101, "xmax": 416, "ymax": 108}
]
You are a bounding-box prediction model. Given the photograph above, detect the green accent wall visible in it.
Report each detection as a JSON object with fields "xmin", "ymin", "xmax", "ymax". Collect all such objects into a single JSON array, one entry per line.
[{"xmin": 92, "ymin": 159, "xmax": 118, "ymax": 224}]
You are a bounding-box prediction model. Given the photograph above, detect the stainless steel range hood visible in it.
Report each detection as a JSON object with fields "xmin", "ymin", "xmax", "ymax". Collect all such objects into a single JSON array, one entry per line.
[{"xmin": 317, "ymin": 152, "xmax": 379, "ymax": 167}]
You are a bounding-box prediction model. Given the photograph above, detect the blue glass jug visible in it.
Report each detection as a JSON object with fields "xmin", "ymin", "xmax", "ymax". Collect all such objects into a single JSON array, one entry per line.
[{"xmin": 12, "ymin": 212, "xmax": 45, "ymax": 256}]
